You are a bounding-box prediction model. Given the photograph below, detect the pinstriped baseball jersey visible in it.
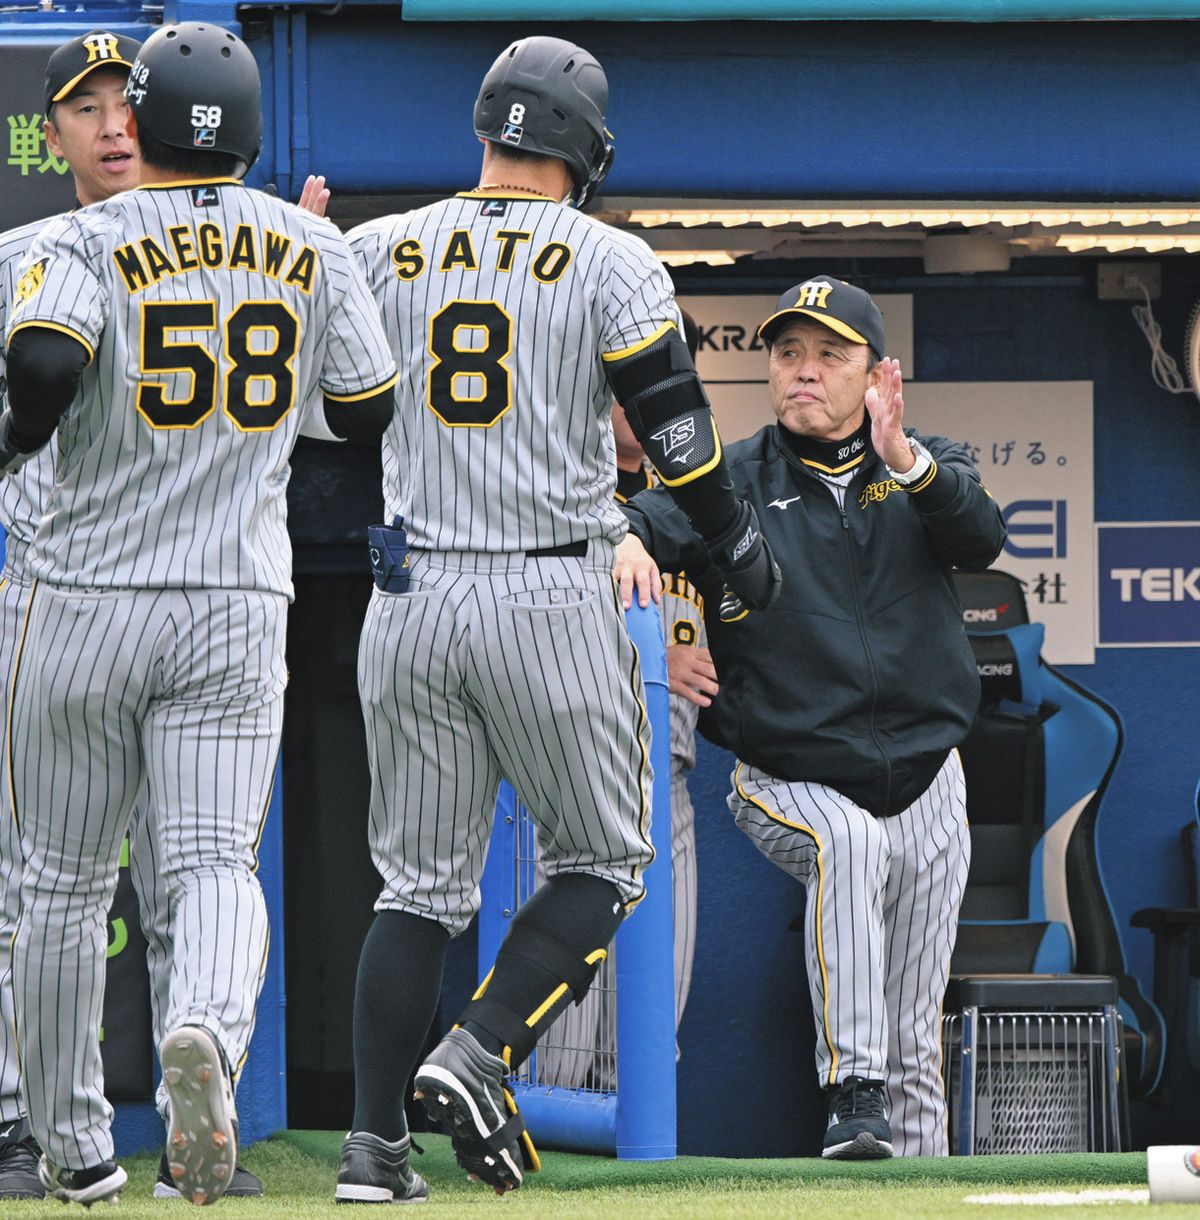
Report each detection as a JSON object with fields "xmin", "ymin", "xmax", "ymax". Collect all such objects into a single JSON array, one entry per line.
[
  {"xmin": 0, "ymin": 218, "xmax": 57, "ymax": 583},
  {"xmin": 347, "ymin": 191, "xmax": 683, "ymax": 552},
  {"xmin": 6, "ymin": 180, "xmax": 397, "ymax": 595},
  {"xmin": 661, "ymin": 570, "xmax": 705, "ymax": 773}
]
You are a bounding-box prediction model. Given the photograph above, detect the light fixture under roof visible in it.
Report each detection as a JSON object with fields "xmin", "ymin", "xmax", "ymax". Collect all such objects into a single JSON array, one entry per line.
[
  {"xmin": 598, "ymin": 199, "xmax": 1200, "ymax": 265},
  {"xmin": 655, "ymin": 251, "xmax": 747, "ymax": 267},
  {"xmin": 624, "ymin": 204, "xmax": 1200, "ymax": 230}
]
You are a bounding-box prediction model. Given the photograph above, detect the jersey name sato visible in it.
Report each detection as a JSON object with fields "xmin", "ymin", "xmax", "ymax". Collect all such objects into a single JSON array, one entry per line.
[
  {"xmin": 391, "ymin": 229, "xmax": 572, "ymax": 285},
  {"xmin": 113, "ymin": 222, "xmax": 319, "ymax": 294}
]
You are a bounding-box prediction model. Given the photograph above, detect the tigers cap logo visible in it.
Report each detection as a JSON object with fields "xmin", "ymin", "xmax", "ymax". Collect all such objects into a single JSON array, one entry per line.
[
  {"xmin": 82, "ymin": 32, "xmax": 121, "ymax": 63},
  {"xmin": 1184, "ymin": 1148, "xmax": 1200, "ymax": 1177}
]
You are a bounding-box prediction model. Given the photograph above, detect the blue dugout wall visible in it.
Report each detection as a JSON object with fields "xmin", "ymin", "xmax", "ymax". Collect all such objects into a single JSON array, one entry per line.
[
  {"xmin": 244, "ymin": 17, "xmax": 1200, "ymax": 203},
  {"xmin": 1, "ymin": 3, "xmax": 1199, "ymax": 1156}
]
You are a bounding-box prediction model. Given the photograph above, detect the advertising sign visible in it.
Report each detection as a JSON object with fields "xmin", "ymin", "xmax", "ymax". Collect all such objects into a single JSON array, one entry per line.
[
  {"xmin": 0, "ymin": 44, "xmax": 78, "ymax": 229},
  {"xmin": 1097, "ymin": 522, "xmax": 1200, "ymax": 647}
]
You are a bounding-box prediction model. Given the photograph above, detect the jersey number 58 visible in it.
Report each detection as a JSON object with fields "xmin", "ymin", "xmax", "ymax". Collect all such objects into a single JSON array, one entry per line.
[{"xmin": 137, "ymin": 300, "xmax": 299, "ymax": 431}]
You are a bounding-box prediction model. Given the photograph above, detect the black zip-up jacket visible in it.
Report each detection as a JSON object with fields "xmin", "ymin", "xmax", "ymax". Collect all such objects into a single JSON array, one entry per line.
[{"xmin": 623, "ymin": 423, "xmax": 1007, "ymax": 817}]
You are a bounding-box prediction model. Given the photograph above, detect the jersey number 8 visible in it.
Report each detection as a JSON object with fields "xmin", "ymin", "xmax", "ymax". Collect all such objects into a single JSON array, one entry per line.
[
  {"xmin": 137, "ymin": 300, "xmax": 299, "ymax": 431},
  {"xmin": 426, "ymin": 299, "xmax": 513, "ymax": 428}
]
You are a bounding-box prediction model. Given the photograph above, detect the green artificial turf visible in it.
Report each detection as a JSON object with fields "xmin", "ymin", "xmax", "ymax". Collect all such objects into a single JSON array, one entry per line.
[
  {"xmin": 284, "ymin": 1128, "xmax": 1150, "ymax": 1190},
  {"xmin": 0, "ymin": 1132, "xmax": 1172, "ymax": 1217}
]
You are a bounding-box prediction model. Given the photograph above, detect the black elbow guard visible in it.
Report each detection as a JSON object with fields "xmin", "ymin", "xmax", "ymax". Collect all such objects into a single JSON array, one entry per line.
[
  {"xmin": 606, "ymin": 326, "xmax": 722, "ymax": 487},
  {"xmin": 321, "ymin": 386, "xmax": 394, "ymax": 442}
]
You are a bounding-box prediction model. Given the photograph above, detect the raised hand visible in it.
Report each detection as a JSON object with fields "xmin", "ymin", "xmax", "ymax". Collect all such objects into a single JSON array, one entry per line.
[
  {"xmin": 298, "ymin": 174, "xmax": 331, "ymax": 218},
  {"xmin": 864, "ymin": 357, "xmax": 913, "ymax": 472}
]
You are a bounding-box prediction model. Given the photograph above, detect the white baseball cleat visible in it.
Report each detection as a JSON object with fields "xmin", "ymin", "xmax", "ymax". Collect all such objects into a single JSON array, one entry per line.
[{"xmin": 160, "ymin": 1025, "xmax": 238, "ymax": 1206}]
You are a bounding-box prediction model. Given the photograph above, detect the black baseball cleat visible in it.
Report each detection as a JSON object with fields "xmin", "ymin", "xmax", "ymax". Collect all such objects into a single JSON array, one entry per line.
[
  {"xmin": 0, "ymin": 1117, "xmax": 44, "ymax": 1200},
  {"xmin": 414, "ymin": 1028, "xmax": 540, "ymax": 1194},
  {"xmin": 160, "ymin": 1025, "xmax": 239, "ymax": 1205},
  {"xmin": 822, "ymin": 1076, "xmax": 895, "ymax": 1160},
  {"xmin": 335, "ymin": 1131, "xmax": 429, "ymax": 1204},
  {"xmin": 154, "ymin": 1147, "xmax": 264, "ymax": 1198},
  {"xmin": 38, "ymin": 1156, "xmax": 127, "ymax": 1206}
]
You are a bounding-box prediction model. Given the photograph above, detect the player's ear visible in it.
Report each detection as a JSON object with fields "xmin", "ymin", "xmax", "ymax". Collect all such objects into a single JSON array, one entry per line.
[
  {"xmin": 125, "ymin": 108, "xmax": 139, "ymax": 143},
  {"xmin": 43, "ymin": 116, "xmax": 64, "ymax": 161}
]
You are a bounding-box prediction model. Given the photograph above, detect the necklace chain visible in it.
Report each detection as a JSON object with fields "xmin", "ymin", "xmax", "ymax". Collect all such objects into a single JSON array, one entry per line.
[{"xmin": 476, "ymin": 182, "xmax": 548, "ymax": 196}]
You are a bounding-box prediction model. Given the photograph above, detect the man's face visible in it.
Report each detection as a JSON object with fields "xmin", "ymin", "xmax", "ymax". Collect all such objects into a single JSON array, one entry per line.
[
  {"xmin": 767, "ymin": 319, "xmax": 878, "ymax": 441},
  {"xmin": 44, "ymin": 66, "xmax": 138, "ymax": 206}
]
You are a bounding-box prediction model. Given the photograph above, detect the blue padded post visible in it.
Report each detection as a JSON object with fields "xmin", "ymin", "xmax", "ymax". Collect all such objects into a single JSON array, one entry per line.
[
  {"xmin": 614, "ymin": 601, "xmax": 676, "ymax": 1160},
  {"xmin": 479, "ymin": 601, "xmax": 675, "ymax": 1159}
]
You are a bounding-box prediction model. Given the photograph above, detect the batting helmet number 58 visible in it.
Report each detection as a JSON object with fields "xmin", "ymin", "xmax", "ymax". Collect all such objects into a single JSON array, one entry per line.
[{"xmin": 190, "ymin": 104, "xmax": 223, "ymax": 129}]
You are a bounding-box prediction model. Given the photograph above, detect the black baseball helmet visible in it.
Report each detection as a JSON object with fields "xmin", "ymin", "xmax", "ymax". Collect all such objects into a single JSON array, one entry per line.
[
  {"xmin": 125, "ymin": 22, "xmax": 262, "ymax": 174},
  {"xmin": 474, "ymin": 36, "xmax": 614, "ymax": 209}
]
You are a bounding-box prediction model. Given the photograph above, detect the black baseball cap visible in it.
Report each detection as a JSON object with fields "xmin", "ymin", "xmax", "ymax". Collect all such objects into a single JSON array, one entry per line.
[
  {"xmin": 757, "ymin": 275, "xmax": 885, "ymax": 359},
  {"xmin": 45, "ymin": 30, "xmax": 140, "ymax": 112}
]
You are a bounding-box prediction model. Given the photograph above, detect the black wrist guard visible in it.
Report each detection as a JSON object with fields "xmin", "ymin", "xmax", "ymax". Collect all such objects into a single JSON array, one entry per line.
[{"xmin": 705, "ymin": 499, "xmax": 782, "ymax": 619}]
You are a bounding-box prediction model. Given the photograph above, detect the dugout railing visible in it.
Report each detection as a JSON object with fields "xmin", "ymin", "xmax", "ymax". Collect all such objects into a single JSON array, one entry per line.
[{"xmin": 477, "ymin": 601, "xmax": 676, "ymax": 1160}]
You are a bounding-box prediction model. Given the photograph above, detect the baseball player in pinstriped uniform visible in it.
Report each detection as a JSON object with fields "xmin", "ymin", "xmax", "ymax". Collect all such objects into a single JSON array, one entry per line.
[
  {"xmin": 621, "ymin": 277, "xmax": 1006, "ymax": 1159},
  {"xmin": 0, "ymin": 23, "xmax": 397, "ymax": 1206},
  {"xmin": 337, "ymin": 36, "xmax": 779, "ymax": 1201},
  {"xmin": 0, "ymin": 32, "xmax": 142, "ymax": 1202}
]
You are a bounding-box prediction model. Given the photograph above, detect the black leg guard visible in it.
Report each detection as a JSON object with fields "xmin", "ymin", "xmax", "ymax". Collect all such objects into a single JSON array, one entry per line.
[{"xmin": 460, "ymin": 873, "xmax": 625, "ymax": 1068}]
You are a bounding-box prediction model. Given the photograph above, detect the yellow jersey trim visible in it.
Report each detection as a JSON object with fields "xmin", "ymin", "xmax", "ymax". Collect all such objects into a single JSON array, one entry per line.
[
  {"xmin": 800, "ymin": 452, "xmax": 866, "ymax": 477},
  {"xmin": 602, "ymin": 320, "xmax": 676, "ymax": 364},
  {"xmin": 323, "ymin": 372, "xmax": 399, "ymax": 403},
  {"xmin": 902, "ymin": 458, "xmax": 939, "ymax": 495},
  {"xmin": 235, "ymin": 926, "xmax": 271, "ymax": 1075},
  {"xmin": 8, "ymin": 319, "xmax": 94, "ymax": 362},
  {"xmin": 621, "ymin": 625, "xmax": 656, "ymax": 912},
  {"xmin": 137, "ymin": 178, "xmax": 242, "ymax": 191},
  {"xmin": 733, "ymin": 763, "xmax": 839, "ymax": 1083}
]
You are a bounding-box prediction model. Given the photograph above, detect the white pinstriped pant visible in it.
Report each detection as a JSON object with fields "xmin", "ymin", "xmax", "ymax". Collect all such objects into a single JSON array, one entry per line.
[
  {"xmin": 729, "ymin": 751, "xmax": 970, "ymax": 1157},
  {"xmin": 7, "ymin": 584, "xmax": 283, "ymax": 1169},
  {"xmin": 0, "ymin": 572, "xmax": 221, "ymax": 1130},
  {"xmin": 358, "ymin": 547, "xmax": 655, "ymax": 940}
]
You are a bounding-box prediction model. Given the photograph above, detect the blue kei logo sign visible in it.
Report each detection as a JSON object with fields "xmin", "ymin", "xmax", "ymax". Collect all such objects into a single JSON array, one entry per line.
[{"xmin": 1098, "ymin": 523, "xmax": 1200, "ymax": 646}]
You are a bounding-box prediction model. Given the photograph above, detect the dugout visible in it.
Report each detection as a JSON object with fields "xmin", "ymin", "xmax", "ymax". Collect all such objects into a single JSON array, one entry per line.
[{"xmin": 2, "ymin": 0, "xmax": 1199, "ymax": 1158}]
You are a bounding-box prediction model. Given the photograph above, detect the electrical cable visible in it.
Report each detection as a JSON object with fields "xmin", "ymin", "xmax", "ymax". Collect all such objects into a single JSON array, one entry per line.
[{"xmin": 1132, "ymin": 284, "xmax": 1189, "ymax": 395}]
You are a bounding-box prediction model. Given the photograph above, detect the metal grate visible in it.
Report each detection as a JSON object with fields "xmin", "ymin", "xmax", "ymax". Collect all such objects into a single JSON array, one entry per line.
[{"xmin": 942, "ymin": 1009, "xmax": 1120, "ymax": 1153}]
